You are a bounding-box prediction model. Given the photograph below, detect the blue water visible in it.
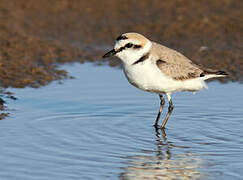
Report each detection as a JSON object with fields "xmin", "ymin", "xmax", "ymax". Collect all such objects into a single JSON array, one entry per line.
[{"xmin": 0, "ymin": 63, "xmax": 242, "ymax": 180}]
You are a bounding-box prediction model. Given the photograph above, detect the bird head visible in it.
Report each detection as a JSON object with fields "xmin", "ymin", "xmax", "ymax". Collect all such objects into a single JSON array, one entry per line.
[{"xmin": 103, "ymin": 33, "xmax": 152, "ymax": 65}]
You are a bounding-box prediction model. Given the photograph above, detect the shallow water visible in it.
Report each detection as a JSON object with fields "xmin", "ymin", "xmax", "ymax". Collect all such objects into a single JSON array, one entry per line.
[{"xmin": 0, "ymin": 63, "xmax": 243, "ymax": 180}]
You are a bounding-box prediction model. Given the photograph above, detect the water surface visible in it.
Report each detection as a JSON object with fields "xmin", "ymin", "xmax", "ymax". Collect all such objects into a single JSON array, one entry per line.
[{"xmin": 0, "ymin": 63, "xmax": 243, "ymax": 179}]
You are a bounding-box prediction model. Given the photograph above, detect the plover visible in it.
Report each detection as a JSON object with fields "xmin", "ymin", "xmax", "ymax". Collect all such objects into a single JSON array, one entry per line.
[{"xmin": 103, "ymin": 32, "xmax": 228, "ymax": 129}]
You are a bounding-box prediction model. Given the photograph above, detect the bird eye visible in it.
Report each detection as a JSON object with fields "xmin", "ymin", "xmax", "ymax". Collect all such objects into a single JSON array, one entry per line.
[{"xmin": 125, "ymin": 43, "xmax": 133, "ymax": 48}]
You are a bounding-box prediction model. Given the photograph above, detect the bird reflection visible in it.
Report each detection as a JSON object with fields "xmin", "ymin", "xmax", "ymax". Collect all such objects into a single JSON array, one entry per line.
[
  {"xmin": 119, "ymin": 128, "xmax": 204, "ymax": 180},
  {"xmin": 154, "ymin": 127, "xmax": 172, "ymax": 161}
]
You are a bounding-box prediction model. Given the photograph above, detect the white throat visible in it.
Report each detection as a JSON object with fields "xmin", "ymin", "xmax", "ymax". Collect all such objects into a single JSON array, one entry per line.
[{"xmin": 116, "ymin": 41, "xmax": 152, "ymax": 66}]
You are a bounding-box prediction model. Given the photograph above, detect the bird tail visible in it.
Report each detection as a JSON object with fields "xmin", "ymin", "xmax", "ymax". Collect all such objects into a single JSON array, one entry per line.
[{"xmin": 200, "ymin": 69, "xmax": 229, "ymax": 80}]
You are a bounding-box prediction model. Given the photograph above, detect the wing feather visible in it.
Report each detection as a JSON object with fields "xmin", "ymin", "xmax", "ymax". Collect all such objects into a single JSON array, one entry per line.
[{"xmin": 151, "ymin": 42, "xmax": 203, "ymax": 80}]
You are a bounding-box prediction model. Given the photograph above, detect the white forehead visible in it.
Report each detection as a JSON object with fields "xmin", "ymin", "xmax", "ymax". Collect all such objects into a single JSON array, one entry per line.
[{"xmin": 114, "ymin": 39, "xmax": 141, "ymax": 49}]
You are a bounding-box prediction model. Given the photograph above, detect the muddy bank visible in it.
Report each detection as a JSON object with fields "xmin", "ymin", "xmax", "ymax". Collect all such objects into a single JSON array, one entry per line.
[{"xmin": 1, "ymin": 0, "xmax": 242, "ymax": 89}]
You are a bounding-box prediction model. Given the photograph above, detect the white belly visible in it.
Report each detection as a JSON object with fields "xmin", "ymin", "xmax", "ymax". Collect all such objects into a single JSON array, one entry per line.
[{"xmin": 123, "ymin": 60, "xmax": 207, "ymax": 94}]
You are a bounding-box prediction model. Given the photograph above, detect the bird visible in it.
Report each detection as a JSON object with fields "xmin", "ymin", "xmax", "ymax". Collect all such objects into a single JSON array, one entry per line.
[{"xmin": 102, "ymin": 32, "xmax": 228, "ymax": 129}]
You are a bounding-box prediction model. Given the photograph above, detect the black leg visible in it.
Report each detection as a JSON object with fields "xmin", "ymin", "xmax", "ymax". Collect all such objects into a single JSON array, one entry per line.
[
  {"xmin": 154, "ymin": 94, "xmax": 165, "ymax": 127},
  {"xmin": 161, "ymin": 95, "xmax": 174, "ymax": 129}
]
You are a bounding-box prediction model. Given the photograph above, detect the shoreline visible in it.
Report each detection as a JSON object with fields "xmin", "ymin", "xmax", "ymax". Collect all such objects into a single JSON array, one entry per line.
[{"xmin": 0, "ymin": 0, "xmax": 242, "ymax": 116}]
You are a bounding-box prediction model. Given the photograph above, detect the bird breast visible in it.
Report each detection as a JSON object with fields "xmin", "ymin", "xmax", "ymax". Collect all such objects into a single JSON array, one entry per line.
[{"xmin": 123, "ymin": 60, "xmax": 172, "ymax": 93}]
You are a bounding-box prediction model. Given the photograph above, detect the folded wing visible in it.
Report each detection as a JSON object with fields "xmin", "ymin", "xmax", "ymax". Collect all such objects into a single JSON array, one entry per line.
[{"xmin": 151, "ymin": 42, "xmax": 203, "ymax": 80}]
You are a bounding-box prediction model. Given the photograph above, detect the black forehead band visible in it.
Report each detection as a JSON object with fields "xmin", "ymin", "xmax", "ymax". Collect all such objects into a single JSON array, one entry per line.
[{"xmin": 116, "ymin": 35, "xmax": 128, "ymax": 41}]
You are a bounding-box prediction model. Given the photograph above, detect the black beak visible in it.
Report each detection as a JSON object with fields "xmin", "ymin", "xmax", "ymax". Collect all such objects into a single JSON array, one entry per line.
[{"xmin": 102, "ymin": 49, "xmax": 116, "ymax": 58}]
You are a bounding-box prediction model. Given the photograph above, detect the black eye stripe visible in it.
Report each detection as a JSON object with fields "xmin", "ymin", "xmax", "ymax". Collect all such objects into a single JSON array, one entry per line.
[
  {"xmin": 133, "ymin": 45, "xmax": 142, "ymax": 49},
  {"xmin": 125, "ymin": 43, "xmax": 133, "ymax": 48},
  {"xmin": 118, "ymin": 46, "xmax": 125, "ymax": 52},
  {"xmin": 125, "ymin": 43, "xmax": 141, "ymax": 49},
  {"xmin": 117, "ymin": 43, "xmax": 141, "ymax": 54}
]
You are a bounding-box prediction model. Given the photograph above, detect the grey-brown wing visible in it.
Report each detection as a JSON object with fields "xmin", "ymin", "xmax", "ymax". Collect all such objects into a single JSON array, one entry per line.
[
  {"xmin": 151, "ymin": 42, "xmax": 203, "ymax": 80},
  {"xmin": 156, "ymin": 59, "xmax": 203, "ymax": 80}
]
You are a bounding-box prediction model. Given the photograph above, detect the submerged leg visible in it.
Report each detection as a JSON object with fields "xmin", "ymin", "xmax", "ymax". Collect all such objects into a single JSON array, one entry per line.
[
  {"xmin": 154, "ymin": 94, "xmax": 165, "ymax": 127},
  {"xmin": 161, "ymin": 93, "xmax": 174, "ymax": 129}
]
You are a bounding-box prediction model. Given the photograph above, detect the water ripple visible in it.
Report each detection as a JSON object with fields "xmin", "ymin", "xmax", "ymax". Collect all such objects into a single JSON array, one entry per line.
[{"xmin": 0, "ymin": 63, "xmax": 243, "ymax": 179}]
